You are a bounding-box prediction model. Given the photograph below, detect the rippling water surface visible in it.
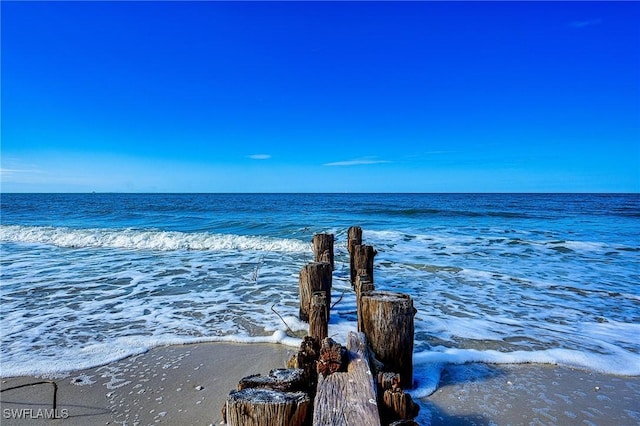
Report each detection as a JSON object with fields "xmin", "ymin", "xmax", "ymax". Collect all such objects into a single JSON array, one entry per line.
[{"xmin": 1, "ymin": 193, "xmax": 639, "ymax": 396}]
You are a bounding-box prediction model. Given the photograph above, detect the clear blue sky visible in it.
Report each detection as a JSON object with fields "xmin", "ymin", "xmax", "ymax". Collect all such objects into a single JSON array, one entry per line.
[{"xmin": 2, "ymin": 1, "xmax": 638, "ymax": 193}]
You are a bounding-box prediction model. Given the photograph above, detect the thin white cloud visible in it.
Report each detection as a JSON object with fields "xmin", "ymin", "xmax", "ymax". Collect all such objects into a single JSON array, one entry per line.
[
  {"xmin": 569, "ymin": 19, "xmax": 602, "ymax": 29},
  {"xmin": 248, "ymin": 154, "xmax": 271, "ymax": 160},
  {"xmin": 1, "ymin": 167, "xmax": 44, "ymax": 176},
  {"xmin": 323, "ymin": 158, "xmax": 391, "ymax": 167}
]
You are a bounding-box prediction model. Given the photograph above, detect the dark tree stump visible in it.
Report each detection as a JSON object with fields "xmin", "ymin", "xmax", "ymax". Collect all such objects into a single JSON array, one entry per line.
[
  {"xmin": 298, "ymin": 262, "xmax": 332, "ymax": 322},
  {"xmin": 360, "ymin": 291, "xmax": 416, "ymax": 389},
  {"xmin": 317, "ymin": 337, "xmax": 346, "ymax": 377},
  {"xmin": 309, "ymin": 291, "xmax": 328, "ymax": 343},
  {"xmin": 226, "ymin": 388, "xmax": 310, "ymax": 426},
  {"xmin": 312, "ymin": 233, "xmax": 334, "ymax": 270}
]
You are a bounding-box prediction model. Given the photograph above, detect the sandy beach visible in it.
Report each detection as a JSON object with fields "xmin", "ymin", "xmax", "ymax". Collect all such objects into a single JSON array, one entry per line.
[
  {"xmin": 421, "ymin": 363, "xmax": 640, "ymax": 425},
  {"xmin": 1, "ymin": 342, "xmax": 293, "ymax": 426},
  {"xmin": 2, "ymin": 342, "xmax": 639, "ymax": 425}
]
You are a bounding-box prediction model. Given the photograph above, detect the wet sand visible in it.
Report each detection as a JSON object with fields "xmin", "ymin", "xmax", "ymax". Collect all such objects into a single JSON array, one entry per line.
[
  {"xmin": 419, "ymin": 362, "xmax": 640, "ymax": 425},
  {"xmin": 1, "ymin": 342, "xmax": 294, "ymax": 425},
  {"xmin": 2, "ymin": 342, "xmax": 639, "ymax": 425}
]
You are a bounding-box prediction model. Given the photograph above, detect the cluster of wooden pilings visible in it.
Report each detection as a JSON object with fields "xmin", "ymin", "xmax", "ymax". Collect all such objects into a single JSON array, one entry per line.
[{"xmin": 224, "ymin": 227, "xmax": 419, "ymax": 426}]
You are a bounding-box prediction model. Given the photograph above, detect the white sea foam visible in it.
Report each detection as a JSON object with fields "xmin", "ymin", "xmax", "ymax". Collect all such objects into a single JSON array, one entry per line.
[
  {"xmin": 2, "ymin": 210, "xmax": 638, "ymax": 388},
  {"xmin": 410, "ymin": 345, "xmax": 640, "ymax": 398},
  {"xmin": 0, "ymin": 225, "xmax": 309, "ymax": 253},
  {"xmin": 1, "ymin": 331, "xmax": 302, "ymax": 378}
]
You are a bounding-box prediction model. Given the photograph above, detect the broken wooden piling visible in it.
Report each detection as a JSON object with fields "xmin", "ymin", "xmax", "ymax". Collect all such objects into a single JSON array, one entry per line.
[
  {"xmin": 309, "ymin": 291, "xmax": 328, "ymax": 343},
  {"xmin": 347, "ymin": 226, "xmax": 363, "ymax": 285},
  {"xmin": 226, "ymin": 388, "xmax": 311, "ymax": 426},
  {"xmin": 313, "ymin": 233, "xmax": 334, "ymax": 270},
  {"xmin": 360, "ymin": 291, "xmax": 416, "ymax": 389},
  {"xmin": 298, "ymin": 262, "xmax": 332, "ymax": 322},
  {"xmin": 355, "ymin": 274, "xmax": 375, "ymax": 332},
  {"xmin": 352, "ymin": 244, "xmax": 376, "ymax": 287}
]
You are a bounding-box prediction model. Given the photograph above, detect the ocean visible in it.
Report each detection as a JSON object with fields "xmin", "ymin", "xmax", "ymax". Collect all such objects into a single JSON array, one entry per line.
[{"xmin": 1, "ymin": 193, "xmax": 639, "ymax": 397}]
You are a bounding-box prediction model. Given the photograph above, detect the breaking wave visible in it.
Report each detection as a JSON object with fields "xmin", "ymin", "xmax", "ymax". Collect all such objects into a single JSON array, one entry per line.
[{"xmin": 0, "ymin": 225, "xmax": 310, "ymax": 253}]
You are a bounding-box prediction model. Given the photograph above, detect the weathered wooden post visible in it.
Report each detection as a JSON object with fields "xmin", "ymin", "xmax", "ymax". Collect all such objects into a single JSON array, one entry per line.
[
  {"xmin": 313, "ymin": 332, "xmax": 381, "ymax": 426},
  {"xmin": 298, "ymin": 262, "xmax": 332, "ymax": 322},
  {"xmin": 226, "ymin": 389, "xmax": 310, "ymax": 426},
  {"xmin": 352, "ymin": 244, "xmax": 376, "ymax": 287},
  {"xmin": 347, "ymin": 226, "xmax": 362, "ymax": 285},
  {"xmin": 313, "ymin": 233, "xmax": 334, "ymax": 270},
  {"xmin": 360, "ymin": 291, "xmax": 416, "ymax": 389},
  {"xmin": 237, "ymin": 369, "xmax": 307, "ymax": 392},
  {"xmin": 316, "ymin": 337, "xmax": 346, "ymax": 377},
  {"xmin": 355, "ymin": 274, "xmax": 375, "ymax": 332},
  {"xmin": 286, "ymin": 336, "xmax": 320, "ymax": 396},
  {"xmin": 309, "ymin": 291, "xmax": 328, "ymax": 343},
  {"xmin": 377, "ymin": 372, "xmax": 420, "ymax": 423}
]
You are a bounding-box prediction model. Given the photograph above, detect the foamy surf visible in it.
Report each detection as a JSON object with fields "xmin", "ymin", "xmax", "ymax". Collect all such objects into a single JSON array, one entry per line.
[{"xmin": 0, "ymin": 225, "xmax": 310, "ymax": 253}]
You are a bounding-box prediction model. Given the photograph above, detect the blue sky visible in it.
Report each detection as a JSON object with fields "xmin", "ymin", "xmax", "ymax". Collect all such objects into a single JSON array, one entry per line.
[{"xmin": 2, "ymin": 1, "xmax": 638, "ymax": 193}]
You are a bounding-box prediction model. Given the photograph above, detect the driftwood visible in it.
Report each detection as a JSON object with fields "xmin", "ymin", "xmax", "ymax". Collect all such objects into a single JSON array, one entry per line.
[
  {"xmin": 226, "ymin": 388, "xmax": 310, "ymax": 426},
  {"xmin": 238, "ymin": 369, "xmax": 307, "ymax": 392},
  {"xmin": 312, "ymin": 332, "xmax": 381, "ymax": 426},
  {"xmin": 316, "ymin": 337, "xmax": 346, "ymax": 377},
  {"xmin": 309, "ymin": 292, "xmax": 328, "ymax": 343},
  {"xmin": 352, "ymin": 245, "xmax": 376, "ymax": 287},
  {"xmin": 299, "ymin": 262, "xmax": 332, "ymax": 322},
  {"xmin": 313, "ymin": 233, "xmax": 334, "ymax": 270},
  {"xmin": 360, "ymin": 291, "xmax": 416, "ymax": 389},
  {"xmin": 347, "ymin": 226, "xmax": 363, "ymax": 285}
]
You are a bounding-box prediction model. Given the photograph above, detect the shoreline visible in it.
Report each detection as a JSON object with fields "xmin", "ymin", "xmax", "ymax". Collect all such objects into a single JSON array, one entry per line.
[{"xmin": 2, "ymin": 342, "xmax": 639, "ymax": 425}]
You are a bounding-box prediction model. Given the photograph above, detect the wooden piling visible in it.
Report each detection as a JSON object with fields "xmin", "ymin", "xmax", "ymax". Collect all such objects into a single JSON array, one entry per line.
[
  {"xmin": 355, "ymin": 274, "xmax": 375, "ymax": 332},
  {"xmin": 309, "ymin": 291, "xmax": 328, "ymax": 343},
  {"xmin": 226, "ymin": 389, "xmax": 310, "ymax": 426},
  {"xmin": 377, "ymin": 372, "xmax": 420, "ymax": 423},
  {"xmin": 360, "ymin": 291, "xmax": 416, "ymax": 389},
  {"xmin": 347, "ymin": 226, "xmax": 363, "ymax": 285},
  {"xmin": 352, "ymin": 244, "xmax": 376, "ymax": 287},
  {"xmin": 287, "ymin": 336, "xmax": 320, "ymax": 396},
  {"xmin": 237, "ymin": 369, "xmax": 307, "ymax": 393},
  {"xmin": 382, "ymin": 389, "xmax": 420, "ymax": 423},
  {"xmin": 347, "ymin": 226, "xmax": 363, "ymax": 254},
  {"xmin": 298, "ymin": 262, "xmax": 332, "ymax": 322},
  {"xmin": 312, "ymin": 233, "xmax": 334, "ymax": 270}
]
